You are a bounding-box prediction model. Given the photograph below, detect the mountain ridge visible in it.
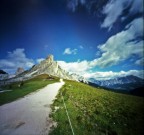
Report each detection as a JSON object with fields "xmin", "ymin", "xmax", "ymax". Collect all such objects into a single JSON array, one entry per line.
[
  {"xmin": 18, "ymin": 54, "xmax": 74, "ymax": 80},
  {"xmin": 88, "ymin": 75, "xmax": 144, "ymax": 91},
  {"xmin": 0, "ymin": 55, "xmax": 87, "ymax": 85},
  {"xmin": 0, "ymin": 70, "xmax": 9, "ymax": 80}
]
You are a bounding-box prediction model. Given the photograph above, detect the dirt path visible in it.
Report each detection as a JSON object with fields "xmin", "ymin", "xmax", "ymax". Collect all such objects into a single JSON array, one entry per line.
[{"xmin": 0, "ymin": 80, "xmax": 65, "ymax": 135}]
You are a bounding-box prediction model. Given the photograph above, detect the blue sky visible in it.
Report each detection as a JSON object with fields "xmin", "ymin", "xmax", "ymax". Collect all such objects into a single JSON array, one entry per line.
[{"xmin": 0, "ymin": 0, "xmax": 143, "ymax": 79}]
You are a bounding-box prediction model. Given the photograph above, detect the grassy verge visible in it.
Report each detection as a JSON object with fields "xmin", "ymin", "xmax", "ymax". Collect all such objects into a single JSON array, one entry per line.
[
  {"xmin": 0, "ymin": 74, "xmax": 59, "ymax": 106},
  {"xmin": 50, "ymin": 80, "xmax": 144, "ymax": 135}
]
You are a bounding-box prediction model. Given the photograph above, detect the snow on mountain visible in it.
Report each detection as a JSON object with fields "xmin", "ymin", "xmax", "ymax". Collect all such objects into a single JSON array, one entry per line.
[
  {"xmin": 89, "ymin": 75, "xmax": 144, "ymax": 90},
  {"xmin": 70, "ymin": 73, "xmax": 88, "ymax": 83}
]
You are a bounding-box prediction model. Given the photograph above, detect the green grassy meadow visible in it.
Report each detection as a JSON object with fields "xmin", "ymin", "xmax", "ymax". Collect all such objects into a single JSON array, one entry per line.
[
  {"xmin": 0, "ymin": 74, "xmax": 59, "ymax": 105},
  {"xmin": 50, "ymin": 80, "xmax": 144, "ymax": 135}
]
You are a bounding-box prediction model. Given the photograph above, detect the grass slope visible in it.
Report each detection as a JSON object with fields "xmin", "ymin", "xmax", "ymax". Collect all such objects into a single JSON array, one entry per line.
[
  {"xmin": 0, "ymin": 74, "xmax": 59, "ymax": 105},
  {"xmin": 50, "ymin": 80, "xmax": 144, "ymax": 135}
]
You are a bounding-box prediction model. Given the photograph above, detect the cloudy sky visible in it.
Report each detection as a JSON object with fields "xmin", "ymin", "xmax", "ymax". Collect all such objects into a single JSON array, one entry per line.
[{"xmin": 0, "ymin": 0, "xmax": 143, "ymax": 80}]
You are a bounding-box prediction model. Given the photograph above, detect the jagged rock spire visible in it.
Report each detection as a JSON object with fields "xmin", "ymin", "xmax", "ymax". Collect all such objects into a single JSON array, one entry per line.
[
  {"xmin": 16, "ymin": 67, "xmax": 24, "ymax": 75},
  {"xmin": 46, "ymin": 54, "xmax": 54, "ymax": 62}
]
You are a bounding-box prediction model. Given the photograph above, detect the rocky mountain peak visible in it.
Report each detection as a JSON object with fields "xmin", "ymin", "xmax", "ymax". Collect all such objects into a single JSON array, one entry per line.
[
  {"xmin": 11, "ymin": 54, "xmax": 86, "ymax": 83},
  {"xmin": 16, "ymin": 67, "xmax": 24, "ymax": 75},
  {"xmin": 0, "ymin": 54, "xmax": 88, "ymax": 85},
  {"xmin": 0, "ymin": 70, "xmax": 7, "ymax": 74},
  {"xmin": 46, "ymin": 54, "xmax": 54, "ymax": 62},
  {"xmin": 0, "ymin": 69, "xmax": 9, "ymax": 80}
]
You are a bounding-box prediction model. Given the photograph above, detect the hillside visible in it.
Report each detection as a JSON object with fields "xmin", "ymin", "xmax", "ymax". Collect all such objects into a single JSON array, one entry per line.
[
  {"xmin": 0, "ymin": 74, "xmax": 59, "ymax": 105},
  {"xmin": 0, "ymin": 73, "xmax": 144, "ymax": 134},
  {"xmin": 50, "ymin": 80, "xmax": 144, "ymax": 135}
]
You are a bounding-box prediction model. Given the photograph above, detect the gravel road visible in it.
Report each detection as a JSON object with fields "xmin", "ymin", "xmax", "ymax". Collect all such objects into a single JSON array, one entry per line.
[{"xmin": 0, "ymin": 80, "xmax": 65, "ymax": 135}]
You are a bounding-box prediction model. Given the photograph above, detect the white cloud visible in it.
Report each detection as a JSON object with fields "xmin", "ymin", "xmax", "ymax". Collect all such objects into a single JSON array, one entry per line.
[
  {"xmin": 101, "ymin": 0, "xmax": 143, "ymax": 29},
  {"xmin": 58, "ymin": 59, "xmax": 99, "ymax": 75},
  {"xmin": 58, "ymin": 18, "xmax": 143, "ymax": 79},
  {"xmin": 0, "ymin": 48, "xmax": 34, "ymax": 73},
  {"xmin": 58, "ymin": 60, "xmax": 144, "ymax": 80},
  {"xmin": 95, "ymin": 51, "xmax": 101, "ymax": 57},
  {"xmin": 135, "ymin": 58, "xmax": 144, "ymax": 66},
  {"xmin": 94, "ymin": 18, "xmax": 144, "ymax": 68},
  {"xmin": 80, "ymin": 0, "xmax": 86, "ymax": 5},
  {"xmin": 67, "ymin": 0, "xmax": 86, "ymax": 12},
  {"xmin": 101, "ymin": 0, "xmax": 124, "ymax": 30},
  {"xmin": 36, "ymin": 58, "xmax": 45, "ymax": 63},
  {"xmin": 79, "ymin": 45, "xmax": 84, "ymax": 49},
  {"xmin": 130, "ymin": 0, "xmax": 143, "ymax": 14},
  {"xmin": 67, "ymin": 0, "xmax": 143, "ymax": 30},
  {"xmin": 63, "ymin": 48, "xmax": 77, "ymax": 55},
  {"xmin": 58, "ymin": 60, "xmax": 90, "ymax": 74},
  {"xmin": 83, "ymin": 70, "xmax": 144, "ymax": 80}
]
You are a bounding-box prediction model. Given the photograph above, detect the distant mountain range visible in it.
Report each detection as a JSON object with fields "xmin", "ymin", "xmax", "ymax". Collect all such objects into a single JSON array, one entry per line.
[{"xmin": 88, "ymin": 75, "xmax": 144, "ymax": 91}]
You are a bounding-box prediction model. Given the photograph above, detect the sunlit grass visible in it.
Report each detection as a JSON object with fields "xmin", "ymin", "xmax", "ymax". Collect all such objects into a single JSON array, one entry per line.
[{"xmin": 50, "ymin": 80, "xmax": 144, "ymax": 135}]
